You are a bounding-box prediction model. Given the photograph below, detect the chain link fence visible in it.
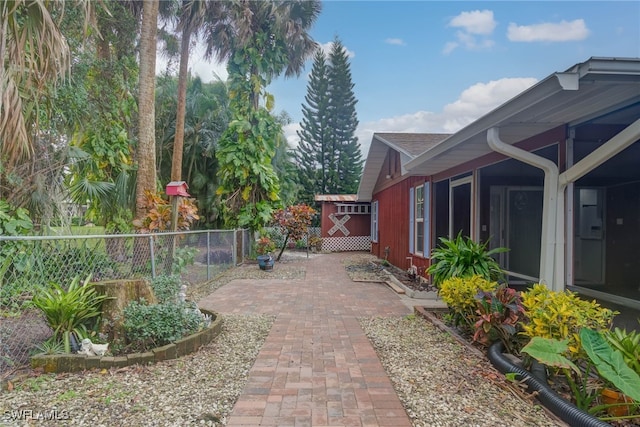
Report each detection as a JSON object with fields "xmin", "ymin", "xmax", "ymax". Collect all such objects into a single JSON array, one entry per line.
[{"xmin": 0, "ymin": 229, "xmax": 251, "ymax": 379}]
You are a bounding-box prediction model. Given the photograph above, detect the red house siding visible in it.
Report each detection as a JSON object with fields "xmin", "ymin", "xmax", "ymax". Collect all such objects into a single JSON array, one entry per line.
[
  {"xmin": 372, "ymin": 176, "xmax": 430, "ymax": 272},
  {"xmin": 319, "ymin": 202, "xmax": 371, "ymax": 237}
]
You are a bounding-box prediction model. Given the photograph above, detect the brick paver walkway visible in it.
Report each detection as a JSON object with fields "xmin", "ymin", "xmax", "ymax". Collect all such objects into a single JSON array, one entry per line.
[{"xmin": 199, "ymin": 253, "xmax": 413, "ymax": 427}]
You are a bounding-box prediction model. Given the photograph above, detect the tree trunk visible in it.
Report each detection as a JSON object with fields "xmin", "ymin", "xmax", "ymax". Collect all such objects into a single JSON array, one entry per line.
[
  {"xmin": 171, "ymin": 24, "xmax": 192, "ymax": 182},
  {"xmin": 94, "ymin": 279, "xmax": 158, "ymax": 342},
  {"xmin": 135, "ymin": 0, "xmax": 159, "ymax": 220}
]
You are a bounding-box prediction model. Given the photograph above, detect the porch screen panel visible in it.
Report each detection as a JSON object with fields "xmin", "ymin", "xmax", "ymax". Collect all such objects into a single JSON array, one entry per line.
[{"xmin": 508, "ymin": 189, "xmax": 543, "ymax": 278}]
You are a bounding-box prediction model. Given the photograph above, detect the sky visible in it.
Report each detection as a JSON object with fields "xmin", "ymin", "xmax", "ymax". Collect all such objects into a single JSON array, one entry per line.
[{"xmin": 161, "ymin": 1, "xmax": 640, "ymax": 157}]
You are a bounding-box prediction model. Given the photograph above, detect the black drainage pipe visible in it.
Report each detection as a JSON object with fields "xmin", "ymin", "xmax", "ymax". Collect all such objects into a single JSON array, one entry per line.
[{"xmin": 487, "ymin": 341, "xmax": 610, "ymax": 427}]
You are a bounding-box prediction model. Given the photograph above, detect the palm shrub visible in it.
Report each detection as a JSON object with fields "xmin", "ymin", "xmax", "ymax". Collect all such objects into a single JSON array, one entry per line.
[
  {"xmin": 427, "ymin": 232, "xmax": 507, "ymax": 288},
  {"xmin": 32, "ymin": 276, "xmax": 111, "ymax": 353}
]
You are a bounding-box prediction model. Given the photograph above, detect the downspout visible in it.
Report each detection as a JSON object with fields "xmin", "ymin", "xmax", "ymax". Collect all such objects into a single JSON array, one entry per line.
[
  {"xmin": 487, "ymin": 127, "xmax": 559, "ymax": 290},
  {"xmin": 554, "ymin": 117, "xmax": 640, "ymax": 287}
]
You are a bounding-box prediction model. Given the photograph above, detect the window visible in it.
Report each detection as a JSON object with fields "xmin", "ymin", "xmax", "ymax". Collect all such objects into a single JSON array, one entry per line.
[
  {"xmin": 415, "ymin": 186, "xmax": 424, "ymax": 254},
  {"xmin": 409, "ymin": 183, "xmax": 431, "ymax": 256},
  {"xmin": 371, "ymin": 201, "xmax": 379, "ymax": 242}
]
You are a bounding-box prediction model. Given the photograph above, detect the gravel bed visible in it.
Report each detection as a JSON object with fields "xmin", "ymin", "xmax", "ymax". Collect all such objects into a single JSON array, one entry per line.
[
  {"xmin": 0, "ymin": 315, "xmax": 274, "ymax": 427},
  {"xmin": 359, "ymin": 316, "xmax": 563, "ymax": 427}
]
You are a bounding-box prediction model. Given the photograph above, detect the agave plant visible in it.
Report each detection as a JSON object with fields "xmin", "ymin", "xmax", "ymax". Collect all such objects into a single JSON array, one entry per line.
[
  {"xmin": 32, "ymin": 276, "xmax": 110, "ymax": 353},
  {"xmin": 427, "ymin": 232, "xmax": 507, "ymax": 288}
]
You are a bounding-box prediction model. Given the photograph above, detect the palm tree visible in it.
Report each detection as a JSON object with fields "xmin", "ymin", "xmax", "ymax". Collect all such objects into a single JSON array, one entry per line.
[
  {"xmin": 202, "ymin": 0, "xmax": 321, "ymax": 109},
  {"xmin": 156, "ymin": 75, "xmax": 229, "ymax": 227},
  {"xmin": 0, "ymin": 0, "xmax": 78, "ymax": 174},
  {"xmin": 135, "ymin": 0, "xmax": 159, "ymax": 220},
  {"xmin": 170, "ymin": 0, "xmax": 217, "ymax": 183}
]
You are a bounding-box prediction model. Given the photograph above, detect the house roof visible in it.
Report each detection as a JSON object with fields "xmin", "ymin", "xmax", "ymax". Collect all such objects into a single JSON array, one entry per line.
[
  {"xmin": 405, "ymin": 57, "xmax": 640, "ymax": 176},
  {"xmin": 356, "ymin": 133, "xmax": 450, "ymax": 201},
  {"xmin": 314, "ymin": 194, "xmax": 358, "ymax": 202}
]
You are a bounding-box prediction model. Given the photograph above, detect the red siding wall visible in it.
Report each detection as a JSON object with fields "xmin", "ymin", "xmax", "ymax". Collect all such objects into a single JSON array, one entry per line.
[
  {"xmin": 320, "ymin": 202, "xmax": 371, "ymax": 237},
  {"xmin": 372, "ymin": 176, "xmax": 430, "ymax": 272}
]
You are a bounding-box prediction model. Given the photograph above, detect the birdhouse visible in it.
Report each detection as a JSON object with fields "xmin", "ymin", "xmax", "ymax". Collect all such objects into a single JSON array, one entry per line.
[{"xmin": 165, "ymin": 181, "xmax": 190, "ymax": 197}]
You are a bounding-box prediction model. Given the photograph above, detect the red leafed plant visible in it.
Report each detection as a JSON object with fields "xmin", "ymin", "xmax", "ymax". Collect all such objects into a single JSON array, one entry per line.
[
  {"xmin": 273, "ymin": 204, "xmax": 316, "ymax": 261},
  {"xmin": 473, "ymin": 284, "xmax": 526, "ymax": 354},
  {"xmin": 133, "ymin": 190, "xmax": 200, "ymax": 233}
]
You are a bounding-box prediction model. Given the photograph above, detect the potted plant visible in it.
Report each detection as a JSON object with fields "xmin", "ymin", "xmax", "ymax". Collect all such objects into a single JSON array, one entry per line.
[{"xmin": 256, "ymin": 236, "xmax": 275, "ymax": 270}]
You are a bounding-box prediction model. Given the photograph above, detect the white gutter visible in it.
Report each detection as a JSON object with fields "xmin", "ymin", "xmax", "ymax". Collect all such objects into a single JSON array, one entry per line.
[{"xmin": 487, "ymin": 127, "xmax": 560, "ymax": 290}]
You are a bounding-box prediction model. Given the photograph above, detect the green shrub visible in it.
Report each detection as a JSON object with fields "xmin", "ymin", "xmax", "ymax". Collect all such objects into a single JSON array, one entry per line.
[
  {"xmin": 123, "ymin": 301, "xmax": 203, "ymax": 351},
  {"xmin": 150, "ymin": 274, "xmax": 181, "ymax": 304},
  {"xmin": 438, "ymin": 275, "xmax": 498, "ymax": 330},
  {"xmin": 32, "ymin": 276, "xmax": 111, "ymax": 353},
  {"xmin": 520, "ymin": 283, "xmax": 618, "ymax": 360},
  {"xmin": 427, "ymin": 232, "xmax": 507, "ymax": 288}
]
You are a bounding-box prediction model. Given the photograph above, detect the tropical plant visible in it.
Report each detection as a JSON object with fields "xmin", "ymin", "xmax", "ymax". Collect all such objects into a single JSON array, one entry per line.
[
  {"xmin": 32, "ymin": 337, "xmax": 65, "ymax": 356},
  {"xmin": 256, "ymin": 236, "xmax": 276, "ymax": 256},
  {"xmin": 0, "ymin": 0, "xmax": 94, "ymax": 174},
  {"xmin": 520, "ymin": 284, "xmax": 618, "ymax": 359},
  {"xmin": 605, "ymin": 326, "xmax": 640, "ymax": 376},
  {"xmin": 473, "ymin": 284, "xmax": 526, "ymax": 354},
  {"xmin": 204, "ymin": 0, "xmax": 321, "ymax": 231},
  {"xmin": 132, "ymin": 190, "xmax": 200, "ymax": 233},
  {"xmin": 156, "ymin": 75, "xmax": 229, "ymax": 228},
  {"xmin": 427, "ymin": 232, "xmax": 507, "ymax": 288},
  {"xmin": 32, "ymin": 275, "xmax": 111, "ymax": 353},
  {"xmin": 581, "ymin": 328, "xmax": 640, "ymax": 404},
  {"xmin": 521, "ymin": 328, "xmax": 640, "ymax": 414},
  {"xmin": 521, "ymin": 336, "xmax": 596, "ymax": 411},
  {"xmin": 273, "ymin": 204, "xmax": 316, "ymax": 261},
  {"xmin": 438, "ymin": 275, "xmax": 498, "ymax": 330}
]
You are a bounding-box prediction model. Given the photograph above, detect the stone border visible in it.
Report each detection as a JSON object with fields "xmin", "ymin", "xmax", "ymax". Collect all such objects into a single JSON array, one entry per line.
[
  {"xmin": 30, "ymin": 310, "xmax": 222, "ymax": 374},
  {"xmin": 383, "ymin": 269, "xmax": 440, "ymax": 299}
]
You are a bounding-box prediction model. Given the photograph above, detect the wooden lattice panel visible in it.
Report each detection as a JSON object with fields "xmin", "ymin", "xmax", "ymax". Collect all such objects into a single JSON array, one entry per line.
[{"xmin": 321, "ymin": 236, "xmax": 371, "ymax": 252}]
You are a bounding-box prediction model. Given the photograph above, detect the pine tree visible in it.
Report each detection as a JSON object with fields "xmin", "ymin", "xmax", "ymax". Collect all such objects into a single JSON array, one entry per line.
[
  {"xmin": 296, "ymin": 49, "xmax": 331, "ymax": 203},
  {"xmin": 327, "ymin": 37, "xmax": 362, "ymax": 194},
  {"xmin": 296, "ymin": 36, "xmax": 362, "ymax": 200}
]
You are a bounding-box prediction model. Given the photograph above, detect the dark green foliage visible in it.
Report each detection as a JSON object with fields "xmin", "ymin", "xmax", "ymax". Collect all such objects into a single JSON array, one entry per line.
[
  {"xmin": 296, "ymin": 49, "xmax": 331, "ymax": 203},
  {"xmin": 150, "ymin": 274, "xmax": 181, "ymax": 304},
  {"xmin": 427, "ymin": 232, "xmax": 507, "ymax": 287},
  {"xmin": 123, "ymin": 301, "xmax": 203, "ymax": 351},
  {"xmin": 295, "ymin": 37, "xmax": 363, "ymax": 200},
  {"xmin": 32, "ymin": 276, "xmax": 111, "ymax": 353},
  {"xmin": 156, "ymin": 75, "xmax": 230, "ymax": 228},
  {"xmin": 327, "ymin": 38, "xmax": 362, "ymax": 194}
]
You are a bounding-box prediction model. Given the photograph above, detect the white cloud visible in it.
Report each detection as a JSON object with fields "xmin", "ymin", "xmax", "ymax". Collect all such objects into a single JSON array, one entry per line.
[
  {"xmin": 507, "ymin": 19, "xmax": 590, "ymax": 42},
  {"xmin": 356, "ymin": 77, "xmax": 538, "ymax": 156},
  {"xmin": 449, "ymin": 10, "xmax": 497, "ymax": 35},
  {"xmin": 319, "ymin": 41, "xmax": 355, "ymax": 58},
  {"xmin": 444, "ymin": 10, "xmax": 497, "ymax": 54},
  {"xmin": 385, "ymin": 38, "xmax": 405, "ymax": 46}
]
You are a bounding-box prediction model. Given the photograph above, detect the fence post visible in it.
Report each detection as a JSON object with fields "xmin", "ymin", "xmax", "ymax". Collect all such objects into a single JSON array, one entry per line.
[
  {"xmin": 149, "ymin": 235, "xmax": 156, "ymax": 279},
  {"xmin": 206, "ymin": 231, "xmax": 211, "ymax": 281},
  {"xmin": 232, "ymin": 230, "xmax": 238, "ymax": 266}
]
